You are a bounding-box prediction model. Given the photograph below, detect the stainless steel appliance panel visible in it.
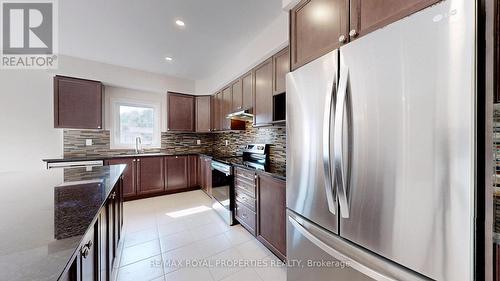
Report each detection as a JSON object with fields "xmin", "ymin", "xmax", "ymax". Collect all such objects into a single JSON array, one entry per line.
[
  {"xmin": 338, "ymin": 1, "xmax": 475, "ymax": 280},
  {"xmin": 211, "ymin": 161, "xmax": 234, "ymax": 225},
  {"xmin": 286, "ymin": 50, "xmax": 339, "ymax": 235},
  {"xmin": 287, "ymin": 211, "xmax": 431, "ymax": 281}
]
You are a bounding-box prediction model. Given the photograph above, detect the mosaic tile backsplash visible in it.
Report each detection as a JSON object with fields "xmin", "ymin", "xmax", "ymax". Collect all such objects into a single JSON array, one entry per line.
[
  {"xmin": 63, "ymin": 122, "xmax": 286, "ymax": 171},
  {"xmin": 494, "ymin": 104, "xmax": 500, "ymax": 233},
  {"xmin": 63, "ymin": 130, "xmax": 214, "ymax": 157}
]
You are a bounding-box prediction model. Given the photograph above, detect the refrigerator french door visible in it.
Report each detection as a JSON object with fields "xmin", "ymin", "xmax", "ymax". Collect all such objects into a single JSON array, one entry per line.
[{"xmin": 286, "ymin": 0, "xmax": 475, "ymax": 281}]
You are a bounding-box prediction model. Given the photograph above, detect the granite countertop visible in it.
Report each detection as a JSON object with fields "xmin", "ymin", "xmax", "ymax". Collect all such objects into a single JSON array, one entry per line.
[
  {"xmin": 42, "ymin": 152, "xmax": 199, "ymax": 163},
  {"xmin": 235, "ymin": 163, "xmax": 286, "ymax": 180},
  {"xmin": 43, "ymin": 152, "xmax": 286, "ymax": 180},
  {"xmin": 0, "ymin": 165, "xmax": 125, "ymax": 281},
  {"xmin": 208, "ymin": 156, "xmax": 286, "ymax": 180}
]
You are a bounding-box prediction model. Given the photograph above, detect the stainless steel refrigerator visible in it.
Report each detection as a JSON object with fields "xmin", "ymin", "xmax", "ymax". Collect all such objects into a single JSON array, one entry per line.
[{"xmin": 286, "ymin": 0, "xmax": 475, "ymax": 280}]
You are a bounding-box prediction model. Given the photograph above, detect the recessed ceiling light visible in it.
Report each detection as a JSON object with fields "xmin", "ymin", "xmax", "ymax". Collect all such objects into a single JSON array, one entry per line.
[
  {"xmin": 165, "ymin": 57, "xmax": 173, "ymax": 61},
  {"xmin": 175, "ymin": 20, "xmax": 185, "ymax": 27}
]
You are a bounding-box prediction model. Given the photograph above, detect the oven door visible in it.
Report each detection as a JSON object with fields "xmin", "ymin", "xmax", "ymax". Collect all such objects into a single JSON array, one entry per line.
[{"xmin": 211, "ymin": 164, "xmax": 234, "ymax": 225}]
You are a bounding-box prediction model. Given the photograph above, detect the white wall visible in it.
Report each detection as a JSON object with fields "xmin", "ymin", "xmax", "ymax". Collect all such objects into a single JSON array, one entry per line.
[
  {"xmin": 0, "ymin": 70, "xmax": 62, "ymax": 172},
  {"xmin": 55, "ymin": 56, "xmax": 195, "ymax": 94},
  {"xmin": 195, "ymin": 12, "xmax": 289, "ymax": 95},
  {"xmin": 0, "ymin": 56, "xmax": 195, "ymax": 172}
]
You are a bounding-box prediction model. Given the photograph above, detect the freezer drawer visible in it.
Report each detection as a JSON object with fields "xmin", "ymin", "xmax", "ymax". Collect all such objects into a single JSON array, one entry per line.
[{"xmin": 287, "ymin": 210, "xmax": 431, "ymax": 281}]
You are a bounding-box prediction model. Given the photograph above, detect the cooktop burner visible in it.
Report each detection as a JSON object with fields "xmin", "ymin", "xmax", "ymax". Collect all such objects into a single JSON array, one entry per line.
[{"xmin": 213, "ymin": 144, "xmax": 269, "ymax": 171}]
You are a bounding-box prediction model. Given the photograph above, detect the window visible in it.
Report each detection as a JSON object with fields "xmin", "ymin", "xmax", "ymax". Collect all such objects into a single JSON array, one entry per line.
[{"xmin": 111, "ymin": 99, "xmax": 161, "ymax": 149}]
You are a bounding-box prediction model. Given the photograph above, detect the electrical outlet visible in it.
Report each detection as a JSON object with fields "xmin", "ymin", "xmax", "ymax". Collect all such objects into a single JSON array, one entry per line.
[
  {"xmin": 196, "ymin": 140, "xmax": 201, "ymax": 145},
  {"xmin": 85, "ymin": 139, "xmax": 93, "ymax": 146},
  {"xmin": 225, "ymin": 140, "xmax": 229, "ymax": 146}
]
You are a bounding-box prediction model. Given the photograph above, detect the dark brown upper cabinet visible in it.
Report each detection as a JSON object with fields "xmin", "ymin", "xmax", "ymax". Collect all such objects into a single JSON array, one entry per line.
[
  {"xmin": 290, "ymin": 0, "xmax": 348, "ymax": 71},
  {"xmin": 221, "ymin": 87, "xmax": 232, "ymax": 130},
  {"xmin": 213, "ymin": 92, "xmax": 222, "ymax": 131},
  {"xmin": 242, "ymin": 71, "xmax": 253, "ymax": 111},
  {"xmin": 166, "ymin": 156, "xmax": 188, "ymax": 191},
  {"xmin": 349, "ymin": 0, "xmax": 441, "ymax": 39},
  {"xmin": 195, "ymin": 95, "xmax": 212, "ymax": 132},
  {"xmin": 273, "ymin": 47, "xmax": 290, "ymax": 95},
  {"xmin": 137, "ymin": 157, "xmax": 165, "ymax": 195},
  {"xmin": 496, "ymin": 0, "xmax": 500, "ymax": 103},
  {"xmin": 231, "ymin": 79, "xmax": 243, "ymax": 112},
  {"xmin": 290, "ymin": 0, "xmax": 441, "ymax": 71},
  {"xmin": 253, "ymin": 58, "xmax": 273, "ymax": 126},
  {"xmin": 167, "ymin": 92, "xmax": 195, "ymax": 132},
  {"xmin": 54, "ymin": 75, "xmax": 103, "ymax": 129}
]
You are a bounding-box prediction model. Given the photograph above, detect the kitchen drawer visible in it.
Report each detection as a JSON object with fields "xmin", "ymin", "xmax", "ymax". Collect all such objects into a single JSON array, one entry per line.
[
  {"xmin": 235, "ymin": 178, "xmax": 255, "ymax": 197},
  {"xmin": 235, "ymin": 189, "xmax": 256, "ymax": 212},
  {"xmin": 235, "ymin": 167, "xmax": 256, "ymax": 181},
  {"xmin": 235, "ymin": 202, "xmax": 256, "ymax": 235}
]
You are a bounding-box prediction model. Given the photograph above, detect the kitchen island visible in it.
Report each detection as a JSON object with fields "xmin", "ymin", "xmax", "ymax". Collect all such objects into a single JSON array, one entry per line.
[{"xmin": 0, "ymin": 165, "xmax": 125, "ymax": 281}]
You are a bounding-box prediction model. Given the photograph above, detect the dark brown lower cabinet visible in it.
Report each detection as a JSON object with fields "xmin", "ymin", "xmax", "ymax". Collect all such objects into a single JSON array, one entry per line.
[
  {"xmin": 199, "ymin": 156, "xmax": 212, "ymax": 196},
  {"xmin": 80, "ymin": 223, "xmax": 98, "ymax": 281},
  {"xmin": 234, "ymin": 167, "xmax": 257, "ymax": 236},
  {"xmin": 98, "ymin": 207, "xmax": 108, "ymax": 281},
  {"xmin": 60, "ymin": 177, "xmax": 123, "ymax": 281},
  {"xmin": 256, "ymin": 174, "xmax": 286, "ymax": 260},
  {"xmin": 188, "ymin": 155, "xmax": 199, "ymax": 188},
  {"xmin": 166, "ymin": 156, "xmax": 188, "ymax": 190},
  {"xmin": 107, "ymin": 188, "xmax": 122, "ymax": 274},
  {"xmin": 137, "ymin": 157, "xmax": 165, "ymax": 195},
  {"xmin": 105, "ymin": 155, "xmax": 200, "ymax": 201},
  {"xmin": 106, "ymin": 158, "xmax": 136, "ymax": 198}
]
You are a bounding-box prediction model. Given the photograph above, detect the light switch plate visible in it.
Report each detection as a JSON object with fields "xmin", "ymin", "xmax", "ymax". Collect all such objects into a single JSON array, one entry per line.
[
  {"xmin": 85, "ymin": 139, "xmax": 93, "ymax": 146},
  {"xmin": 196, "ymin": 140, "xmax": 201, "ymax": 145}
]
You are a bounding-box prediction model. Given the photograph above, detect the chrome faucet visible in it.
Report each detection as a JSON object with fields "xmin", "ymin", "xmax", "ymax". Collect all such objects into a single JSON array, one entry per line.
[{"xmin": 135, "ymin": 136, "xmax": 143, "ymax": 154}]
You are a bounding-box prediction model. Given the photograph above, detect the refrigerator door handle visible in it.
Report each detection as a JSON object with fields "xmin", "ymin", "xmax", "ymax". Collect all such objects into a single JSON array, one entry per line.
[
  {"xmin": 322, "ymin": 77, "xmax": 337, "ymax": 215},
  {"xmin": 288, "ymin": 215, "xmax": 394, "ymax": 281},
  {"xmin": 334, "ymin": 64, "xmax": 350, "ymax": 218},
  {"xmin": 288, "ymin": 212, "xmax": 431, "ymax": 281}
]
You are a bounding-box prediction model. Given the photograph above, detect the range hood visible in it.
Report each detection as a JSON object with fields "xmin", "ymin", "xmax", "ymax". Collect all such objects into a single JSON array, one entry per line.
[{"xmin": 226, "ymin": 108, "xmax": 254, "ymax": 121}]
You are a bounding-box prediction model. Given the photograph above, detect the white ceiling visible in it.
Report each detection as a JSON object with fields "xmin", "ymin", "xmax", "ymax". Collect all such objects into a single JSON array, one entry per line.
[{"xmin": 59, "ymin": 0, "xmax": 284, "ymax": 80}]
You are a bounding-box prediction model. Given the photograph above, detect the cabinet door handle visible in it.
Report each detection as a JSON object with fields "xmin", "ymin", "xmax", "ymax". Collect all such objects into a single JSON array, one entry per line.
[
  {"xmin": 338, "ymin": 35, "xmax": 346, "ymax": 43},
  {"xmin": 349, "ymin": 29, "xmax": 358, "ymax": 38}
]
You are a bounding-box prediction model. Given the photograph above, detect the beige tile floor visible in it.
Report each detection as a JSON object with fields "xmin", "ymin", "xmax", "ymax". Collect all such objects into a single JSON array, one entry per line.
[{"xmin": 116, "ymin": 190, "xmax": 287, "ymax": 281}]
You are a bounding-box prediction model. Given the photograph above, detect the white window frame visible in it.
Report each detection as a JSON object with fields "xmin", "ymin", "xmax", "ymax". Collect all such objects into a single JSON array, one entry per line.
[{"xmin": 110, "ymin": 98, "xmax": 161, "ymax": 150}]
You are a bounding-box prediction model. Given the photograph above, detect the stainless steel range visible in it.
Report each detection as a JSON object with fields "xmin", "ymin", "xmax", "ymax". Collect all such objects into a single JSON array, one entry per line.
[{"xmin": 210, "ymin": 144, "xmax": 269, "ymax": 225}]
